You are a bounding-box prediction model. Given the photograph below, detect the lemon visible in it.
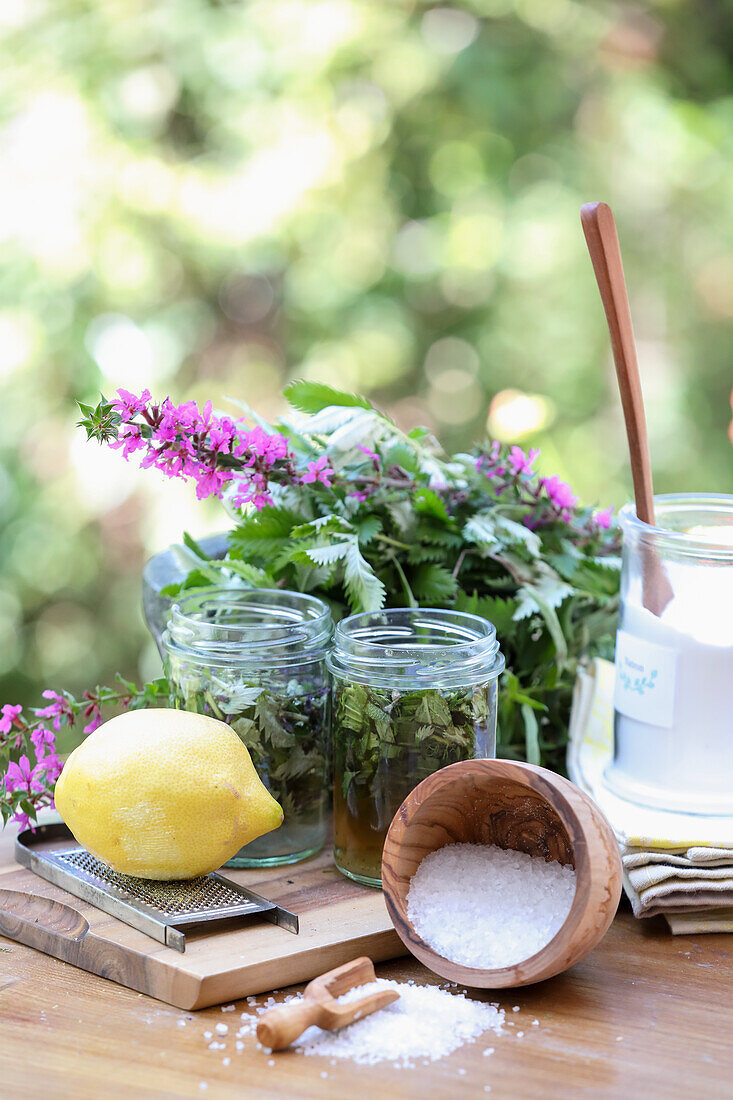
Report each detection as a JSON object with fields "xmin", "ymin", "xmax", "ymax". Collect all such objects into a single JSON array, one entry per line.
[{"xmin": 54, "ymin": 708, "xmax": 283, "ymax": 880}]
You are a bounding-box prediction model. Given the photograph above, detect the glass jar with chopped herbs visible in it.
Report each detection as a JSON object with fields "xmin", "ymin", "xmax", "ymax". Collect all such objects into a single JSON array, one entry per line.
[
  {"xmin": 328, "ymin": 608, "xmax": 505, "ymax": 887},
  {"xmin": 162, "ymin": 588, "xmax": 332, "ymax": 867}
]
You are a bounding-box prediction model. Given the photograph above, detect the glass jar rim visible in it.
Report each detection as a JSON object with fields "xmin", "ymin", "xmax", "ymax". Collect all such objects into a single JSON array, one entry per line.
[
  {"xmin": 162, "ymin": 587, "xmax": 332, "ymax": 666},
  {"xmin": 327, "ymin": 607, "xmax": 505, "ymax": 688},
  {"xmin": 619, "ymin": 493, "xmax": 733, "ymax": 560}
]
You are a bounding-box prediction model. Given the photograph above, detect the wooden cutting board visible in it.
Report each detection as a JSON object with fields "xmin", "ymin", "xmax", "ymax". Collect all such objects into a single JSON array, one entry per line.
[{"xmin": 0, "ymin": 846, "xmax": 405, "ymax": 1009}]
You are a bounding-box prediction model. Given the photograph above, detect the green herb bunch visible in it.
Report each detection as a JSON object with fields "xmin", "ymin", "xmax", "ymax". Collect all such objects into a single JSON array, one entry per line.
[
  {"xmin": 164, "ymin": 382, "xmax": 619, "ymax": 774},
  {"xmin": 81, "ymin": 380, "xmax": 620, "ymax": 777}
]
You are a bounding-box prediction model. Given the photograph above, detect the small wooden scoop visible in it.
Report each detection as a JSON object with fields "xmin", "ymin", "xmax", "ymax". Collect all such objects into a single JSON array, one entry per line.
[{"xmin": 255, "ymin": 956, "xmax": 399, "ymax": 1052}]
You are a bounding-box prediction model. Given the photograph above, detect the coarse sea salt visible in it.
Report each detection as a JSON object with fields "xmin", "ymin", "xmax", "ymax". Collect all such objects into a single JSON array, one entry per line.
[
  {"xmin": 407, "ymin": 843, "xmax": 576, "ymax": 969},
  {"xmin": 238, "ymin": 980, "xmax": 504, "ymax": 1068}
]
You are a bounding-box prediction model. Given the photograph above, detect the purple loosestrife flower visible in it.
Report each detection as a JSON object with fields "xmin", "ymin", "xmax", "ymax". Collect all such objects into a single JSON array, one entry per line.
[
  {"xmin": 34, "ymin": 690, "xmax": 73, "ymax": 731},
  {"xmin": 594, "ymin": 507, "xmax": 614, "ymax": 529},
  {"xmin": 31, "ymin": 725, "xmax": 57, "ymax": 755},
  {"xmin": 5, "ymin": 755, "xmax": 45, "ymax": 795},
  {"xmin": 0, "ymin": 704, "xmax": 22, "ymax": 734},
  {"xmin": 37, "ymin": 751, "xmax": 63, "ymax": 784},
  {"xmin": 104, "ymin": 389, "xmax": 293, "ymax": 512},
  {"xmin": 113, "ymin": 388, "xmax": 151, "ymax": 418},
  {"xmin": 300, "ymin": 456, "xmax": 334, "ymax": 488}
]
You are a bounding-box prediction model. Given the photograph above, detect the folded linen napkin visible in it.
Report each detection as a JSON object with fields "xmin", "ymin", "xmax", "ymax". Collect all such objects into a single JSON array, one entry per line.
[{"xmin": 567, "ymin": 657, "xmax": 733, "ymax": 933}]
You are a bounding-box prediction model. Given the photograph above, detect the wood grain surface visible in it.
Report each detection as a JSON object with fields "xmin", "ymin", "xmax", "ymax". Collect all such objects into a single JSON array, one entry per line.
[
  {"xmin": 382, "ymin": 760, "xmax": 622, "ymax": 988},
  {"xmin": 0, "ymin": 832, "xmax": 404, "ymax": 1009},
  {"xmin": 1, "ymin": 824, "xmax": 732, "ymax": 1099}
]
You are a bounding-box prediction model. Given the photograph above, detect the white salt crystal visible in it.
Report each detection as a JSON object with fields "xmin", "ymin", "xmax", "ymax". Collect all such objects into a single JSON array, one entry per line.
[
  {"xmin": 290, "ymin": 979, "xmax": 504, "ymax": 1067},
  {"xmin": 215, "ymin": 1024, "xmax": 228, "ymax": 1035},
  {"xmin": 517, "ymin": 1031, "xmax": 524, "ymax": 1038},
  {"xmin": 203, "ymin": 1031, "xmax": 212, "ymax": 1040},
  {"xmin": 223, "ymin": 1057, "xmax": 230, "ymax": 1066},
  {"xmin": 221, "ymin": 1005, "xmax": 235, "ymax": 1012},
  {"xmin": 407, "ymin": 844, "xmax": 576, "ymax": 969}
]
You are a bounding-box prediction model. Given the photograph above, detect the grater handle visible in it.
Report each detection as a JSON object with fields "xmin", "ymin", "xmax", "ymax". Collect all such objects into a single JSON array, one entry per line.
[{"xmin": 0, "ymin": 888, "xmax": 90, "ymax": 957}]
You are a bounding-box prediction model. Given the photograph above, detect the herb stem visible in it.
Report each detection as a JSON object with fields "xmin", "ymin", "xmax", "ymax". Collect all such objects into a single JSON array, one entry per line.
[{"xmin": 391, "ymin": 556, "xmax": 418, "ymax": 608}]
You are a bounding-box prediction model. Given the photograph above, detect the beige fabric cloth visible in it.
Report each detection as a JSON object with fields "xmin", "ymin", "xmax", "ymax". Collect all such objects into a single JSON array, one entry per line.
[{"xmin": 568, "ymin": 658, "xmax": 733, "ymax": 934}]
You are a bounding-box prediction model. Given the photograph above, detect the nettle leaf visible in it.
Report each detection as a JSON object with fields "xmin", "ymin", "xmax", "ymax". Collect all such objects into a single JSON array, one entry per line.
[
  {"xmin": 464, "ymin": 512, "xmax": 499, "ymax": 551},
  {"xmin": 514, "ymin": 576, "xmax": 574, "ymax": 662},
  {"xmin": 414, "ymin": 488, "xmax": 450, "ymax": 522},
  {"xmin": 386, "ymin": 500, "xmax": 414, "ymax": 533},
  {"xmin": 406, "ymin": 543, "xmax": 446, "ymax": 564},
  {"xmin": 302, "ymin": 541, "xmax": 350, "ymax": 567},
  {"xmin": 513, "ymin": 576, "xmax": 574, "ymax": 620},
  {"xmin": 383, "ymin": 440, "xmax": 419, "ymax": 473},
  {"xmin": 327, "ymin": 409, "xmax": 385, "ymax": 452},
  {"xmin": 454, "ymin": 590, "xmax": 518, "ymax": 636},
  {"xmin": 411, "ymin": 563, "xmax": 457, "ymax": 602},
  {"xmin": 291, "ymin": 514, "xmax": 351, "ymax": 539},
  {"xmin": 416, "ymin": 692, "xmax": 452, "ymax": 727},
  {"xmin": 222, "ymin": 560, "xmax": 275, "ymax": 587},
  {"xmin": 355, "ymin": 515, "xmax": 382, "ymax": 545},
  {"xmin": 230, "ymin": 507, "xmax": 302, "ymax": 558},
  {"xmin": 284, "ymin": 380, "xmax": 374, "ymax": 414},
  {"xmin": 343, "ymin": 538, "xmax": 386, "ymax": 612},
  {"xmin": 494, "ymin": 514, "xmax": 541, "ymax": 557},
  {"xmin": 255, "ymin": 694, "xmax": 295, "ymax": 749}
]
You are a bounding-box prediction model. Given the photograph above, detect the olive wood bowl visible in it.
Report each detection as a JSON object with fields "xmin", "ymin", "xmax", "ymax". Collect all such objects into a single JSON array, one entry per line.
[{"xmin": 381, "ymin": 759, "xmax": 622, "ymax": 988}]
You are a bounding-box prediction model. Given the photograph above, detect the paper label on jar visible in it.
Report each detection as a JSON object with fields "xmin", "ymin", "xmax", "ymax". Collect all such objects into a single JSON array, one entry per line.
[{"xmin": 614, "ymin": 630, "xmax": 677, "ymax": 728}]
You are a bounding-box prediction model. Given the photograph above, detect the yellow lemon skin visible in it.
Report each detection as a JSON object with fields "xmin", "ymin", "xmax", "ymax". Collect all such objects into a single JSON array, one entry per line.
[{"xmin": 54, "ymin": 708, "xmax": 283, "ymax": 880}]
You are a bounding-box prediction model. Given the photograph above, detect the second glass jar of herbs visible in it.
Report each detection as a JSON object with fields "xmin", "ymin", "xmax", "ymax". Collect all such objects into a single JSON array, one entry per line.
[
  {"xmin": 163, "ymin": 588, "xmax": 332, "ymax": 867},
  {"xmin": 328, "ymin": 608, "xmax": 505, "ymax": 887}
]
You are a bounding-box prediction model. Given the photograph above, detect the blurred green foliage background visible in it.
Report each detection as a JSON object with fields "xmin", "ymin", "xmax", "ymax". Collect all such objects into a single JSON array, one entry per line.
[{"xmin": 0, "ymin": 0, "xmax": 731, "ymax": 709}]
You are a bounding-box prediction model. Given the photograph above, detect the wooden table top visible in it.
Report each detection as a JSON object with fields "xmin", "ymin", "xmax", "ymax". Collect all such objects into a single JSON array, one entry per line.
[{"xmin": 1, "ymin": 825, "xmax": 731, "ymax": 1099}]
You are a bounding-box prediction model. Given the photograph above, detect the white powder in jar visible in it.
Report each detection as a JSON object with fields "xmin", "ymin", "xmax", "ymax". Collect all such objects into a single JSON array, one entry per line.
[{"xmin": 407, "ymin": 843, "xmax": 576, "ymax": 969}]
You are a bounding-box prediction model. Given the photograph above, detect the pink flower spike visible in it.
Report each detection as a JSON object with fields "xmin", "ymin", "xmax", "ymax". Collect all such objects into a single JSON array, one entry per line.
[
  {"xmin": 594, "ymin": 507, "xmax": 614, "ymax": 529},
  {"xmin": 0, "ymin": 704, "xmax": 22, "ymax": 734}
]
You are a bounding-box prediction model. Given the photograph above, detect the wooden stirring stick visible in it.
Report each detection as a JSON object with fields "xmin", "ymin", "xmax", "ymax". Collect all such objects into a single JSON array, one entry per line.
[
  {"xmin": 580, "ymin": 201, "xmax": 673, "ymax": 617},
  {"xmin": 256, "ymin": 956, "xmax": 399, "ymax": 1052}
]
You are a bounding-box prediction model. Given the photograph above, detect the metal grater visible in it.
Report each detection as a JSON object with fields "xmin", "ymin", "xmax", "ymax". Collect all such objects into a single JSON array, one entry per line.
[{"xmin": 15, "ymin": 823, "xmax": 298, "ymax": 952}]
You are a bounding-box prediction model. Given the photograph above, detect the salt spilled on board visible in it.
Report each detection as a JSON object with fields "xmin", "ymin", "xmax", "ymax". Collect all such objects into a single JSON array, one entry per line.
[
  {"xmin": 239, "ymin": 980, "xmax": 505, "ymax": 1068},
  {"xmin": 407, "ymin": 843, "xmax": 576, "ymax": 969}
]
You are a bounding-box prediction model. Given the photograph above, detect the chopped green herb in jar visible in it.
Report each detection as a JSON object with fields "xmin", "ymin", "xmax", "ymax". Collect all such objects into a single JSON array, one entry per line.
[{"xmin": 332, "ymin": 679, "xmax": 495, "ymax": 885}]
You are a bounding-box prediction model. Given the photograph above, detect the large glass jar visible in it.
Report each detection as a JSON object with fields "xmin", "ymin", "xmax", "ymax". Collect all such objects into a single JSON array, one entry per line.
[
  {"xmin": 328, "ymin": 608, "xmax": 505, "ymax": 887},
  {"xmin": 606, "ymin": 494, "xmax": 733, "ymax": 814},
  {"xmin": 163, "ymin": 588, "xmax": 332, "ymax": 866}
]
